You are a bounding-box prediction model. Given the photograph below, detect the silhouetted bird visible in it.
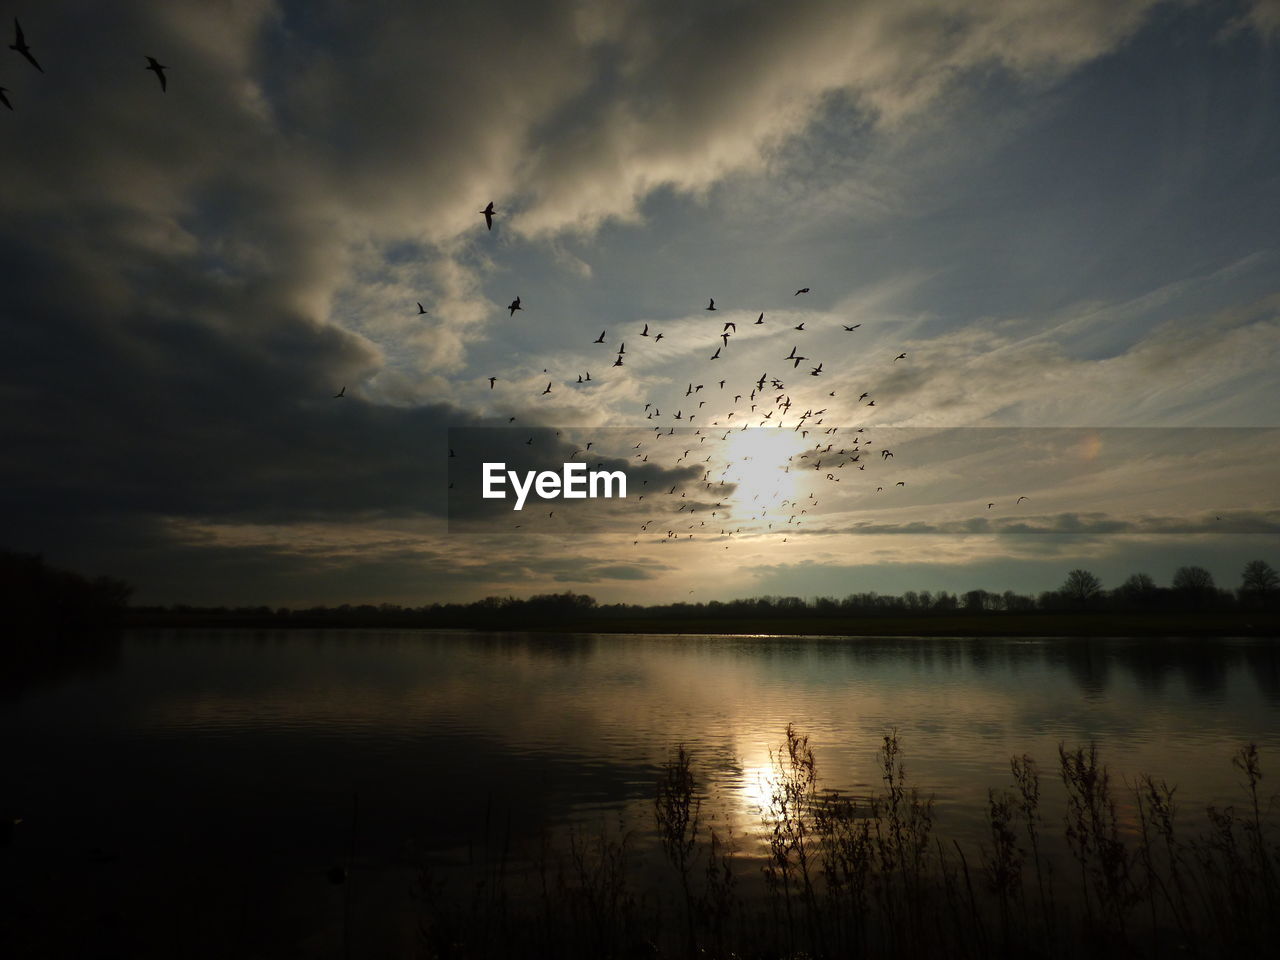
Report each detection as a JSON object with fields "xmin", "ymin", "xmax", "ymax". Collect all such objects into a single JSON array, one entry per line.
[
  {"xmin": 417, "ymin": 302, "xmax": 427, "ymax": 314},
  {"xmin": 594, "ymin": 330, "xmax": 606, "ymax": 343},
  {"xmin": 710, "ymin": 347, "xmax": 720, "ymax": 360},
  {"xmin": 145, "ymin": 56, "xmax": 168, "ymax": 91},
  {"xmin": 508, "ymin": 296, "xmax": 522, "ymax": 316},
  {"xmin": 0, "ymin": 86, "xmax": 10, "ymax": 110},
  {"xmin": 541, "ymin": 382, "xmax": 552, "ymax": 395},
  {"xmin": 488, "ymin": 377, "xmax": 497, "ymax": 389},
  {"xmin": 843, "ymin": 324, "xmax": 861, "ymax": 331},
  {"xmin": 795, "ymin": 287, "xmax": 809, "ymax": 295},
  {"xmin": 480, "ymin": 201, "xmax": 495, "ymax": 230},
  {"xmin": 894, "ymin": 353, "xmax": 907, "ymax": 361},
  {"xmin": 1017, "ymin": 496, "xmax": 1028, "ymax": 503},
  {"xmin": 706, "ymin": 298, "xmax": 716, "ymax": 310},
  {"xmin": 755, "ymin": 312, "xmax": 764, "ymax": 324},
  {"xmin": 10, "ymin": 20, "xmax": 42, "ymax": 73},
  {"xmin": 333, "ymin": 386, "xmax": 345, "ymax": 398},
  {"xmin": 641, "ymin": 323, "xmax": 649, "ymax": 336}
]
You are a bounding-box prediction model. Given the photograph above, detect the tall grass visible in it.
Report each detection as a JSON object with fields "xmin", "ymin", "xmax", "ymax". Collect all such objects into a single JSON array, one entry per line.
[{"xmin": 415, "ymin": 730, "xmax": 1280, "ymax": 959}]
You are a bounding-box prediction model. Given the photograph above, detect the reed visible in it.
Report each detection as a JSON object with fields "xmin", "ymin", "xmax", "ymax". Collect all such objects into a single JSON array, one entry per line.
[{"xmin": 415, "ymin": 730, "xmax": 1280, "ymax": 959}]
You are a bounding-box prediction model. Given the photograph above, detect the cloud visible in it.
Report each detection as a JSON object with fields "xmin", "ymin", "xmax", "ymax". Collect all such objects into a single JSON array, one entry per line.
[{"xmin": 511, "ymin": 0, "xmax": 1171, "ymax": 236}]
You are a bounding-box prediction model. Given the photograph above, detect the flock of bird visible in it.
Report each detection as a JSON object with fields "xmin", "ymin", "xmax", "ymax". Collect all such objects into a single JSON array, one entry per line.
[
  {"xmin": 416, "ymin": 202, "xmax": 1031, "ymax": 545},
  {"xmin": 1, "ymin": 19, "xmax": 167, "ymax": 109},
  {"xmin": 1, "ymin": 17, "xmax": 1024, "ymax": 547}
]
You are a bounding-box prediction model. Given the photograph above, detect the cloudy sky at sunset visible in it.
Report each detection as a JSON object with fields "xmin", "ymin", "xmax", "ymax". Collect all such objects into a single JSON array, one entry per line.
[{"xmin": 3, "ymin": 0, "xmax": 1278, "ymax": 606}]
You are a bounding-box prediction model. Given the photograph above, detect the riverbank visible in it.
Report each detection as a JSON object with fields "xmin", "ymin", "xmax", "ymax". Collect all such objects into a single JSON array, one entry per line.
[{"xmin": 120, "ymin": 608, "xmax": 1280, "ymax": 637}]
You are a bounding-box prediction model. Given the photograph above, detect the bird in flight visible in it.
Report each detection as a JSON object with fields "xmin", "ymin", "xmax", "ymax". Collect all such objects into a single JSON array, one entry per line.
[
  {"xmin": 894, "ymin": 353, "xmax": 907, "ymax": 361},
  {"xmin": 488, "ymin": 377, "xmax": 497, "ymax": 389},
  {"xmin": 1016, "ymin": 496, "xmax": 1028, "ymax": 503},
  {"xmin": 541, "ymin": 382, "xmax": 552, "ymax": 395},
  {"xmin": 641, "ymin": 323, "xmax": 650, "ymax": 337},
  {"xmin": 145, "ymin": 56, "xmax": 168, "ymax": 91},
  {"xmin": 706, "ymin": 298, "xmax": 716, "ymax": 310},
  {"xmin": 710, "ymin": 347, "xmax": 721, "ymax": 360},
  {"xmin": 987, "ymin": 503, "xmax": 995, "ymax": 509},
  {"xmin": 593, "ymin": 330, "xmax": 606, "ymax": 343},
  {"xmin": 843, "ymin": 324, "xmax": 861, "ymax": 331},
  {"xmin": 417, "ymin": 302, "xmax": 427, "ymax": 315},
  {"xmin": 333, "ymin": 386, "xmax": 345, "ymax": 398},
  {"xmin": 0, "ymin": 86, "xmax": 11, "ymax": 110},
  {"xmin": 508, "ymin": 296, "xmax": 522, "ymax": 316},
  {"xmin": 794, "ymin": 322, "xmax": 805, "ymax": 331},
  {"xmin": 10, "ymin": 20, "xmax": 42, "ymax": 73},
  {"xmin": 480, "ymin": 201, "xmax": 495, "ymax": 230},
  {"xmin": 755, "ymin": 313, "xmax": 765, "ymax": 324},
  {"xmin": 795, "ymin": 287, "xmax": 810, "ymax": 296}
]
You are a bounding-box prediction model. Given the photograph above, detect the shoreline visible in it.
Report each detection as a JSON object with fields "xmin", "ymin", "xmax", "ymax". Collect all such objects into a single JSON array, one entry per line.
[{"xmin": 120, "ymin": 610, "xmax": 1280, "ymax": 638}]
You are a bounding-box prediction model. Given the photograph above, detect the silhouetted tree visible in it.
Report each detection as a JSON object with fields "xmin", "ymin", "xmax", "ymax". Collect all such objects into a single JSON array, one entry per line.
[
  {"xmin": 1, "ymin": 550, "xmax": 133, "ymax": 633},
  {"xmin": 1002, "ymin": 590, "xmax": 1035, "ymax": 612},
  {"xmin": 1171, "ymin": 565, "xmax": 1222, "ymax": 610},
  {"xmin": 1239, "ymin": 560, "xmax": 1279, "ymax": 611},
  {"xmin": 1241, "ymin": 560, "xmax": 1278, "ymax": 594},
  {"xmin": 1060, "ymin": 569, "xmax": 1102, "ymax": 607},
  {"xmin": 1173, "ymin": 566, "xmax": 1215, "ymax": 592},
  {"xmin": 1116, "ymin": 573, "xmax": 1158, "ymax": 609}
]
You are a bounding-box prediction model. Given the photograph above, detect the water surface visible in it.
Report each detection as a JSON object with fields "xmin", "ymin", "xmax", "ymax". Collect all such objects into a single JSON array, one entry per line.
[{"xmin": 4, "ymin": 629, "xmax": 1279, "ymax": 956}]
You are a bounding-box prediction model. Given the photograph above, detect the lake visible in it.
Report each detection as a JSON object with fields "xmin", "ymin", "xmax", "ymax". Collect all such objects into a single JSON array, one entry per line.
[{"xmin": 3, "ymin": 629, "xmax": 1279, "ymax": 957}]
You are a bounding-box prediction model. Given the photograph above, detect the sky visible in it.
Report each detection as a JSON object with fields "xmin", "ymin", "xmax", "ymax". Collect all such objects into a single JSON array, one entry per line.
[{"xmin": 2, "ymin": 0, "xmax": 1278, "ymax": 607}]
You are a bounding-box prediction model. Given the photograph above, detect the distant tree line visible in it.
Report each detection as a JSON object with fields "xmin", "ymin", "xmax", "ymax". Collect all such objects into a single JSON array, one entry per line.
[{"xmin": 123, "ymin": 560, "xmax": 1280, "ymax": 628}]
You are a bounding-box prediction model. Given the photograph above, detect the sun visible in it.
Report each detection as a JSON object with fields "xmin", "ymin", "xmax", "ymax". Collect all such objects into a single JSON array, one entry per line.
[{"xmin": 720, "ymin": 427, "xmax": 806, "ymax": 519}]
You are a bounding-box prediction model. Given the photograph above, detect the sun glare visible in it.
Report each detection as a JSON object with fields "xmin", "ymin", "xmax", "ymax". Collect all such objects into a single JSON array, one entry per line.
[{"xmin": 721, "ymin": 428, "xmax": 806, "ymax": 519}]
